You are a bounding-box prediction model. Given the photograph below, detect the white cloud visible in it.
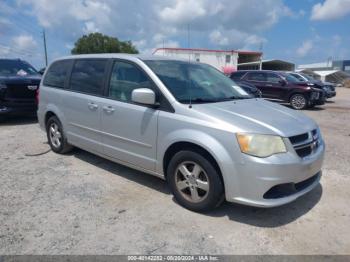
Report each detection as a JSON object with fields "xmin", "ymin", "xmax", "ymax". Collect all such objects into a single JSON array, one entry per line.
[
  {"xmin": 296, "ymin": 40, "xmax": 313, "ymax": 57},
  {"xmin": 83, "ymin": 21, "xmax": 99, "ymax": 34},
  {"xmin": 311, "ymin": 0, "xmax": 350, "ymax": 20},
  {"xmin": 16, "ymin": 0, "xmax": 292, "ymax": 53},
  {"xmin": 159, "ymin": 0, "xmax": 206, "ymax": 24},
  {"xmin": 209, "ymin": 30, "xmax": 229, "ymax": 46},
  {"xmin": 12, "ymin": 34, "xmax": 37, "ymax": 51}
]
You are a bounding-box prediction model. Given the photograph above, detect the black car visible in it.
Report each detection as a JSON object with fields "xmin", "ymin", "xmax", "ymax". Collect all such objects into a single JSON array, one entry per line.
[
  {"xmin": 288, "ymin": 72, "xmax": 336, "ymax": 99},
  {"xmin": 0, "ymin": 59, "xmax": 41, "ymax": 118},
  {"xmin": 237, "ymin": 81, "xmax": 262, "ymax": 98}
]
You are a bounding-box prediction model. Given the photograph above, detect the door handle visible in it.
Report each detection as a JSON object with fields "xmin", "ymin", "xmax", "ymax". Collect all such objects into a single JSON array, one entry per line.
[
  {"xmin": 103, "ymin": 105, "xmax": 115, "ymax": 113},
  {"xmin": 88, "ymin": 102, "xmax": 98, "ymax": 110}
]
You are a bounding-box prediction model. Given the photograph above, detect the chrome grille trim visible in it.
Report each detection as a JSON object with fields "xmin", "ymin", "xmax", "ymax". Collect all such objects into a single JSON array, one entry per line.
[{"xmin": 289, "ymin": 129, "xmax": 319, "ymax": 158}]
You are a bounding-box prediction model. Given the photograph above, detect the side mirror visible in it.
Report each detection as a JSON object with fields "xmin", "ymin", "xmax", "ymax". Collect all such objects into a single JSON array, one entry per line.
[
  {"xmin": 38, "ymin": 68, "xmax": 46, "ymax": 75},
  {"xmin": 279, "ymin": 79, "xmax": 287, "ymax": 86},
  {"xmin": 131, "ymin": 88, "xmax": 156, "ymax": 106}
]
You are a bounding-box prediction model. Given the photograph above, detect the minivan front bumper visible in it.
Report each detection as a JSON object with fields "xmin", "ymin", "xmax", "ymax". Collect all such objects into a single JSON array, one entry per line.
[{"xmin": 227, "ymin": 139, "xmax": 325, "ymax": 207}]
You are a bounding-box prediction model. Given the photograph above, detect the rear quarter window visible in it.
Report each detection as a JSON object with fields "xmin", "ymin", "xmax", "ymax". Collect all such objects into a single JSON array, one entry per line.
[
  {"xmin": 43, "ymin": 60, "xmax": 72, "ymax": 88},
  {"xmin": 69, "ymin": 59, "xmax": 107, "ymax": 96}
]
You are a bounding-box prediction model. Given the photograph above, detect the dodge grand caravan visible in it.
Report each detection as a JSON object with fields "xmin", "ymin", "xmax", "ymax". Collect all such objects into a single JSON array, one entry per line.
[{"xmin": 38, "ymin": 54, "xmax": 325, "ymax": 212}]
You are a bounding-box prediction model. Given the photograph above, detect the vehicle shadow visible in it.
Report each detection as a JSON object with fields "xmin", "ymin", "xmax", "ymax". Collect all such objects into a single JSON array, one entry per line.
[
  {"xmin": 0, "ymin": 115, "xmax": 38, "ymax": 126},
  {"xmin": 72, "ymin": 148, "xmax": 171, "ymax": 195},
  {"xmin": 205, "ymin": 184, "xmax": 322, "ymax": 227},
  {"xmin": 72, "ymin": 148, "xmax": 322, "ymax": 227},
  {"xmin": 282, "ymin": 104, "xmax": 325, "ymax": 111}
]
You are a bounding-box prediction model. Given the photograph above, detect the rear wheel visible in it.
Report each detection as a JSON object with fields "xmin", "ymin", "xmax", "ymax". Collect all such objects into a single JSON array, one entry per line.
[
  {"xmin": 166, "ymin": 150, "xmax": 224, "ymax": 212},
  {"xmin": 46, "ymin": 116, "xmax": 73, "ymax": 154},
  {"xmin": 290, "ymin": 94, "xmax": 308, "ymax": 110}
]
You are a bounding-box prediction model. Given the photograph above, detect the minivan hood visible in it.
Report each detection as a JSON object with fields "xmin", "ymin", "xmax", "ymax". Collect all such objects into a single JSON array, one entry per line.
[{"xmin": 192, "ymin": 99, "xmax": 317, "ymax": 137}]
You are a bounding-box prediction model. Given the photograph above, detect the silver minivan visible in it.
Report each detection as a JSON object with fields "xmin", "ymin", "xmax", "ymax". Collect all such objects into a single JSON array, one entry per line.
[{"xmin": 38, "ymin": 54, "xmax": 325, "ymax": 212}]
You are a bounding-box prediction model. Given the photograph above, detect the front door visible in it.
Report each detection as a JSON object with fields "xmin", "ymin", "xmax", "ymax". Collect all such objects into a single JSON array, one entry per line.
[{"xmin": 100, "ymin": 60, "xmax": 159, "ymax": 171}]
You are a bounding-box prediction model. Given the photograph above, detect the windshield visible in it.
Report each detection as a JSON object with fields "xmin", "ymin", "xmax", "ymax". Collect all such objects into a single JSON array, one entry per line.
[
  {"xmin": 300, "ymin": 73, "xmax": 315, "ymax": 81},
  {"xmin": 290, "ymin": 73, "xmax": 306, "ymax": 82},
  {"xmin": 0, "ymin": 60, "xmax": 38, "ymax": 77},
  {"xmin": 144, "ymin": 60, "xmax": 250, "ymax": 103}
]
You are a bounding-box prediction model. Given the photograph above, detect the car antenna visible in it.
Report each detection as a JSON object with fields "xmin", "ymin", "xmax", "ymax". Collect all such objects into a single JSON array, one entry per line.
[{"xmin": 187, "ymin": 24, "xmax": 192, "ymax": 109}]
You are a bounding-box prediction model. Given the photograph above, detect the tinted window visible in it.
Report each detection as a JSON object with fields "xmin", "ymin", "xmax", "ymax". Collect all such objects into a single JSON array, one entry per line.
[
  {"xmin": 290, "ymin": 73, "xmax": 305, "ymax": 82},
  {"xmin": 43, "ymin": 60, "xmax": 71, "ymax": 88},
  {"xmin": 230, "ymin": 71, "xmax": 246, "ymax": 80},
  {"xmin": 279, "ymin": 72, "xmax": 300, "ymax": 83},
  {"xmin": 246, "ymin": 72, "xmax": 266, "ymax": 81},
  {"xmin": 266, "ymin": 73, "xmax": 281, "ymax": 83},
  {"xmin": 0, "ymin": 59, "xmax": 38, "ymax": 77},
  {"xmin": 70, "ymin": 59, "xmax": 107, "ymax": 95},
  {"xmin": 109, "ymin": 61, "xmax": 153, "ymax": 102}
]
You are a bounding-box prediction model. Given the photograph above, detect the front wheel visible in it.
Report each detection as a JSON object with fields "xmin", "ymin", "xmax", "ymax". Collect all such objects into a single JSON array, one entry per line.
[
  {"xmin": 290, "ymin": 94, "xmax": 308, "ymax": 110},
  {"xmin": 166, "ymin": 150, "xmax": 224, "ymax": 212}
]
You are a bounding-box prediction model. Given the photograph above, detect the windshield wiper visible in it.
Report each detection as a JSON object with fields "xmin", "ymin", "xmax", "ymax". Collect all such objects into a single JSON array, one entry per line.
[
  {"xmin": 180, "ymin": 98, "xmax": 219, "ymax": 103},
  {"xmin": 217, "ymin": 96, "xmax": 251, "ymax": 101}
]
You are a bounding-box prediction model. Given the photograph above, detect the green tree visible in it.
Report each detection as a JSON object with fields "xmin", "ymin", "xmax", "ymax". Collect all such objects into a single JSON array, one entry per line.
[{"xmin": 71, "ymin": 32, "xmax": 139, "ymax": 54}]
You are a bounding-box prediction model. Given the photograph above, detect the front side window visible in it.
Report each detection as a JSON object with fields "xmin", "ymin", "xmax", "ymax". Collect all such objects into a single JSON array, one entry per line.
[
  {"xmin": 0, "ymin": 60, "xmax": 38, "ymax": 77},
  {"xmin": 266, "ymin": 73, "xmax": 282, "ymax": 84},
  {"xmin": 144, "ymin": 60, "xmax": 250, "ymax": 103},
  {"xmin": 69, "ymin": 59, "xmax": 107, "ymax": 95},
  {"xmin": 43, "ymin": 60, "xmax": 72, "ymax": 88},
  {"xmin": 280, "ymin": 73, "xmax": 300, "ymax": 83},
  {"xmin": 108, "ymin": 61, "xmax": 153, "ymax": 102}
]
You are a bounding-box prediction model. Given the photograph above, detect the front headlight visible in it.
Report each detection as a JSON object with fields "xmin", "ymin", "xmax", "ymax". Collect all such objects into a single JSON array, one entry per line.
[{"xmin": 236, "ymin": 133, "xmax": 287, "ymax": 158}]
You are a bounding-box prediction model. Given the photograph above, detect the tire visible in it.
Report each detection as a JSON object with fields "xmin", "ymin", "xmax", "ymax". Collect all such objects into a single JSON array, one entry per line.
[
  {"xmin": 166, "ymin": 150, "xmax": 224, "ymax": 212},
  {"xmin": 46, "ymin": 116, "xmax": 73, "ymax": 154},
  {"xmin": 289, "ymin": 94, "xmax": 308, "ymax": 110}
]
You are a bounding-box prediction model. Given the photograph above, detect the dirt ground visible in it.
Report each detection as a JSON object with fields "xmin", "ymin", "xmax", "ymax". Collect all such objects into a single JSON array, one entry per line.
[{"xmin": 1, "ymin": 88, "xmax": 350, "ymax": 255}]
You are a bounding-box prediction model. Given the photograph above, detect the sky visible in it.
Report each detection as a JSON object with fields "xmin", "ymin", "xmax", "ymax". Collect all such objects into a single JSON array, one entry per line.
[{"xmin": 0, "ymin": 0, "xmax": 350, "ymax": 69}]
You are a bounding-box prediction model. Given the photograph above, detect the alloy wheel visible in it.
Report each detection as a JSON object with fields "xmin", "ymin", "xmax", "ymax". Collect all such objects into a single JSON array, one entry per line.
[
  {"xmin": 175, "ymin": 161, "xmax": 209, "ymax": 203},
  {"xmin": 49, "ymin": 122, "xmax": 62, "ymax": 148},
  {"xmin": 291, "ymin": 94, "xmax": 306, "ymax": 110}
]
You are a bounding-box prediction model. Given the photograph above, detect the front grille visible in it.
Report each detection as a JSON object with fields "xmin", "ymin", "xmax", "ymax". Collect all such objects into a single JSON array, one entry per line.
[
  {"xmin": 289, "ymin": 133, "xmax": 308, "ymax": 144},
  {"xmin": 289, "ymin": 129, "xmax": 320, "ymax": 158}
]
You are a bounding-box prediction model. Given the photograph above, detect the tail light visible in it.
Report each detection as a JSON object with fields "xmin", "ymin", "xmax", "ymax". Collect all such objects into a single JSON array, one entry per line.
[{"xmin": 36, "ymin": 88, "xmax": 39, "ymax": 104}]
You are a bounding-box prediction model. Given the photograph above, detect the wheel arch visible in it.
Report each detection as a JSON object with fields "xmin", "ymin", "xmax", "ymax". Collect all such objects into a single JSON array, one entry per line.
[{"xmin": 162, "ymin": 141, "xmax": 225, "ymax": 187}]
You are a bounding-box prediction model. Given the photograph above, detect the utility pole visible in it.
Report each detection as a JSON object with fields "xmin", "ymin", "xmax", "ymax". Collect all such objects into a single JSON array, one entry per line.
[
  {"xmin": 259, "ymin": 41, "xmax": 263, "ymax": 70},
  {"xmin": 42, "ymin": 29, "xmax": 48, "ymax": 66}
]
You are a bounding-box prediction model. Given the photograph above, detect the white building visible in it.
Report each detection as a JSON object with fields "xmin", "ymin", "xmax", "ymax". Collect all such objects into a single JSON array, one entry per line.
[{"xmin": 153, "ymin": 47, "xmax": 262, "ymax": 74}]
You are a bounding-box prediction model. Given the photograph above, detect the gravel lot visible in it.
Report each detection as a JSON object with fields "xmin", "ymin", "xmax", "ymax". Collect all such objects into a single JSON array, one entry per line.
[{"xmin": 1, "ymin": 88, "xmax": 350, "ymax": 255}]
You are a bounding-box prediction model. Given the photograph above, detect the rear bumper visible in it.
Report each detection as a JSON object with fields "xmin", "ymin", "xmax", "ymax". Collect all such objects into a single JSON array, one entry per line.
[{"xmin": 0, "ymin": 102, "xmax": 37, "ymax": 116}]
